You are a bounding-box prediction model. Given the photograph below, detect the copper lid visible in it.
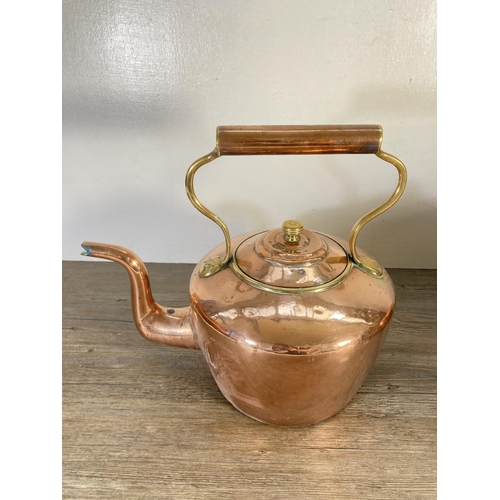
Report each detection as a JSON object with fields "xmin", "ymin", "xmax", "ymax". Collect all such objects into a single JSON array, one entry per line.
[{"xmin": 231, "ymin": 220, "xmax": 350, "ymax": 292}]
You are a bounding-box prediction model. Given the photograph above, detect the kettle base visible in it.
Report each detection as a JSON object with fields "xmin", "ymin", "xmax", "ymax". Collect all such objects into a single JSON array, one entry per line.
[{"xmin": 191, "ymin": 305, "xmax": 390, "ymax": 427}]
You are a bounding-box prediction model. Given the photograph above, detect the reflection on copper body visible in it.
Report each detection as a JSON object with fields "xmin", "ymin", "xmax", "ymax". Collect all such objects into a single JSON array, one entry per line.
[
  {"xmin": 82, "ymin": 124, "xmax": 405, "ymax": 426},
  {"xmin": 235, "ymin": 228, "xmax": 348, "ymax": 288},
  {"xmin": 190, "ymin": 233, "xmax": 394, "ymax": 426}
]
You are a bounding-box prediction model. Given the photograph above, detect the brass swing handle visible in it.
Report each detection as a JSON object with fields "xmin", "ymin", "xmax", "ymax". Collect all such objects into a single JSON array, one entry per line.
[{"xmin": 186, "ymin": 125, "xmax": 407, "ymax": 278}]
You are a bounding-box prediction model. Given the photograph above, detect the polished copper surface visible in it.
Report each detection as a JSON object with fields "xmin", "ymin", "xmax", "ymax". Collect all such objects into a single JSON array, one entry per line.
[
  {"xmin": 81, "ymin": 242, "xmax": 196, "ymax": 349},
  {"xmin": 190, "ymin": 232, "xmax": 394, "ymax": 425},
  {"xmin": 191, "ymin": 309, "xmax": 389, "ymax": 426},
  {"xmin": 82, "ymin": 232, "xmax": 395, "ymax": 426},
  {"xmin": 192, "ymin": 233, "xmax": 394, "ymax": 353},
  {"xmin": 217, "ymin": 125, "xmax": 383, "ymax": 155},
  {"xmin": 233, "ymin": 226, "xmax": 348, "ymax": 289}
]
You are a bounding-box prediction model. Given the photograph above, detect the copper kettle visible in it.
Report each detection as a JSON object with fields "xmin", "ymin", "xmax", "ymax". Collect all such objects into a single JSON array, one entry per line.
[{"xmin": 82, "ymin": 125, "xmax": 407, "ymax": 426}]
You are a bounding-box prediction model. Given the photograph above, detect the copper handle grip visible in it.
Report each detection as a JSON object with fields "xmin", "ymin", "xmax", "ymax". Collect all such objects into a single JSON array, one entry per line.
[{"xmin": 217, "ymin": 125, "xmax": 382, "ymax": 155}]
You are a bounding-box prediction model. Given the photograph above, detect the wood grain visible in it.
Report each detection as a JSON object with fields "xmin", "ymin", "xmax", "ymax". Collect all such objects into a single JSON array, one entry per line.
[{"xmin": 63, "ymin": 262, "xmax": 436, "ymax": 499}]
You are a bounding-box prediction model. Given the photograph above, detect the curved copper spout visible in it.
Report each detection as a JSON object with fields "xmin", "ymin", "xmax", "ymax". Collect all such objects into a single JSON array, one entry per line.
[{"xmin": 81, "ymin": 242, "xmax": 197, "ymax": 349}]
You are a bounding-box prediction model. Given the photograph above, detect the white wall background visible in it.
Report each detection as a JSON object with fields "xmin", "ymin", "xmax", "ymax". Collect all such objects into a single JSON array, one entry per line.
[{"xmin": 63, "ymin": 0, "xmax": 436, "ymax": 268}]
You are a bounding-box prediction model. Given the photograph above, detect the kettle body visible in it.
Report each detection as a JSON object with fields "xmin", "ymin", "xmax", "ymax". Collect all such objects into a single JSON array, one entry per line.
[{"xmin": 190, "ymin": 233, "xmax": 395, "ymax": 426}]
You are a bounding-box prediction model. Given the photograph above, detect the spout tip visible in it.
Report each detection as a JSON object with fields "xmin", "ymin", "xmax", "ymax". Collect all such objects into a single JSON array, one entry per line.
[{"xmin": 81, "ymin": 243, "xmax": 93, "ymax": 257}]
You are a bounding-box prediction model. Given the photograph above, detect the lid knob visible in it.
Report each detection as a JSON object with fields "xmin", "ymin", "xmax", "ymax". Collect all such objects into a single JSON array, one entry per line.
[{"xmin": 282, "ymin": 220, "xmax": 304, "ymax": 243}]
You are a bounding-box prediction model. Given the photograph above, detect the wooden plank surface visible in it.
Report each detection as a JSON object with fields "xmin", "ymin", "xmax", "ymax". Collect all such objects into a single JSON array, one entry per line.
[{"xmin": 63, "ymin": 262, "xmax": 436, "ymax": 499}]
